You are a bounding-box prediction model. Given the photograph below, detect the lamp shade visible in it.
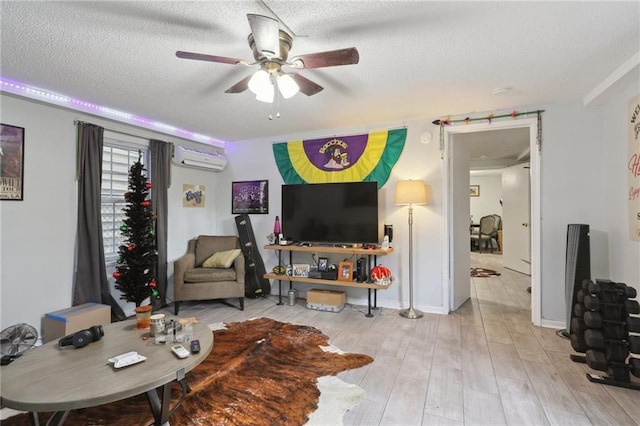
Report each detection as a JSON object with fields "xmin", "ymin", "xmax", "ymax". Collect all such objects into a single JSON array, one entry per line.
[
  {"xmin": 248, "ymin": 70, "xmax": 271, "ymax": 95},
  {"xmin": 395, "ymin": 180, "xmax": 428, "ymax": 205},
  {"xmin": 255, "ymin": 83, "xmax": 274, "ymax": 103},
  {"xmin": 277, "ymin": 74, "xmax": 299, "ymax": 99}
]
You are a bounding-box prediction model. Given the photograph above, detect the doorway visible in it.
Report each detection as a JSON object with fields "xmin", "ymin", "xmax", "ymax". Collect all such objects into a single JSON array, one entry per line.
[{"xmin": 441, "ymin": 118, "xmax": 541, "ymax": 326}]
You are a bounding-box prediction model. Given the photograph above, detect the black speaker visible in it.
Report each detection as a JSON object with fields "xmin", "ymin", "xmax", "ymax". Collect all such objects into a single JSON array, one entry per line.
[
  {"xmin": 356, "ymin": 257, "xmax": 368, "ymax": 283},
  {"xmin": 59, "ymin": 325, "xmax": 104, "ymax": 348},
  {"xmin": 565, "ymin": 224, "xmax": 591, "ymax": 336}
]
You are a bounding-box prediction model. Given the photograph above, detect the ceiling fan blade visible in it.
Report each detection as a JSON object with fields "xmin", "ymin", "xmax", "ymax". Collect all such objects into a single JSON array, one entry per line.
[
  {"xmin": 290, "ymin": 47, "xmax": 359, "ymax": 69},
  {"xmin": 247, "ymin": 14, "xmax": 280, "ymax": 58},
  {"xmin": 224, "ymin": 75, "xmax": 252, "ymax": 94},
  {"xmin": 176, "ymin": 51, "xmax": 245, "ymax": 65},
  {"xmin": 290, "ymin": 73, "xmax": 324, "ymax": 96}
]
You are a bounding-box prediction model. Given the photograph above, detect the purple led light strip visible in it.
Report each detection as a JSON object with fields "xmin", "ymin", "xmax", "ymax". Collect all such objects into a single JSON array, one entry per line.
[{"xmin": 0, "ymin": 77, "xmax": 225, "ymax": 147}]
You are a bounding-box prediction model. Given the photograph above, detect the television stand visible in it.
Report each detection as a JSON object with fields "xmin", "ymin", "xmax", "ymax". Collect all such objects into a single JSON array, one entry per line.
[{"xmin": 263, "ymin": 244, "xmax": 393, "ymax": 317}]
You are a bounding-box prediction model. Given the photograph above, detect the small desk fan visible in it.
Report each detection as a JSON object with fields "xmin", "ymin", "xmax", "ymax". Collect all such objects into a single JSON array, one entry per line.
[{"xmin": 1, "ymin": 323, "xmax": 38, "ymax": 365}]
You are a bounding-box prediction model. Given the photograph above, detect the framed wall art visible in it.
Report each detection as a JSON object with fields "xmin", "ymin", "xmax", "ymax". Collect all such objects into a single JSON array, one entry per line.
[
  {"xmin": 232, "ymin": 180, "xmax": 269, "ymax": 214},
  {"xmin": 338, "ymin": 261, "xmax": 354, "ymax": 282},
  {"xmin": 470, "ymin": 185, "xmax": 480, "ymax": 197},
  {"xmin": 0, "ymin": 123, "xmax": 25, "ymax": 201},
  {"xmin": 183, "ymin": 184, "xmax": 205, "ymax": 207}
]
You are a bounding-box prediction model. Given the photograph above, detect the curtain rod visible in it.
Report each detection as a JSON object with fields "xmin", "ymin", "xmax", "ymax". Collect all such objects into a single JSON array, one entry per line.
[
  {"xmin": 432, "ymin": 109, "xmax": 545, "ymax": 125},
  {"xmin": 74, "ymin": 120, "xmax": 164, "ymax": 144}
]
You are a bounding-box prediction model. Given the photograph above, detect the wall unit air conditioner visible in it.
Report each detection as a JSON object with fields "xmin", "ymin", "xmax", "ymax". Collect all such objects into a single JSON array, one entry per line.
[{"xmin": 172, "ymin": 145, "xmax": 227, "ymax": 171}]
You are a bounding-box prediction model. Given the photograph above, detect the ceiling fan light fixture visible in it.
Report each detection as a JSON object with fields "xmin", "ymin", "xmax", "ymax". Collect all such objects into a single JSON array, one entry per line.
[
  {"xmin": 255, "ymin": 83, "xmax": 275, "ymax": 103},
  {"xmin": 277, "ymin": 74, "xmax": 299, "ymax": 99},
  {"xmin": 248, "ymin": 70, "xmax": 271, "ymax": 95}
]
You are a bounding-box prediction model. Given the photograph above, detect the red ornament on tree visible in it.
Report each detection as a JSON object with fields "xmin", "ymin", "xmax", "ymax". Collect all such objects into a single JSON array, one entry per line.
[
  {"xmin": 149, "ymin": 280, "xmax": 157, "ymax": 288},
  {"xmin": 142, "ymin": 200, "xmax": 150, "ymax": 207},
  {"xmin": 112, "ymin": 271, "xmax": 121, "ymax": 279},
  {"xmin": 145, "ymin": 182, "xmax": 152, "ymax": 189},
  {"xmin": 128, "ymin": 244, "xmax": 135, "ymax": 252}
]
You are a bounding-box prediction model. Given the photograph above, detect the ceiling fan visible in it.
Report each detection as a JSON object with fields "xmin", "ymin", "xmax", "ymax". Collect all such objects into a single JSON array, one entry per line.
[{"xmin": 176, "ymin": 14, "xmax": 359, "ymax": 103}]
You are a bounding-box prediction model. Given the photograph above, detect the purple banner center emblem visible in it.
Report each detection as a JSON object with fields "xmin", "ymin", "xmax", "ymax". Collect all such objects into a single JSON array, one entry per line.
[{"xmin": 303, "ymin": 135, "xmax": 369, "ymax": 171}]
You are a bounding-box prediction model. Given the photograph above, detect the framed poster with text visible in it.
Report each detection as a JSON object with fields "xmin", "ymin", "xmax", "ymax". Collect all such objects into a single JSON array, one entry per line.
[
  {"xmin": 231, "ymin": 180, "xmax": 269, "ymax": 214},
  {"xmin": 0, "ymin": 124, "xmax": 24, "ymax": 201}
]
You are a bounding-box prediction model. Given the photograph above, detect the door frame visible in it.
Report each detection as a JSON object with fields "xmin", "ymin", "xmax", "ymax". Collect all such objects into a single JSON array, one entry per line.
[{"xmin": 441, "ymin": 117, "xmax": 541, "ymax": 326}]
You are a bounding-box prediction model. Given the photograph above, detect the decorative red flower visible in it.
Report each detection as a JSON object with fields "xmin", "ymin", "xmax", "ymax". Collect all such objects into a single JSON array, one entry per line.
[{"xmin": 370, "ymin": 265, "xmax": 391, "ymax": 281}]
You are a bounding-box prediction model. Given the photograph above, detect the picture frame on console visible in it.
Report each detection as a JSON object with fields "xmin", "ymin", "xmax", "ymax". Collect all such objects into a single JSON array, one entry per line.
[
  {"xmin": 292, "ymin": 264, "xmax": 310, "ymax": 277},
  {"xmin": 338, "ymin": 261, "xmax": 354, "ymax": 282},
  {"xmin": 318, "ymin": 257, "xmax": 329, "ymax": 272}
]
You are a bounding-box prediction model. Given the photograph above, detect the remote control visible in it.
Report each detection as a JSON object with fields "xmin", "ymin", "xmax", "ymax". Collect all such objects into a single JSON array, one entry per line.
[
  {"xmin": 171, "ymin": 344, "xmax": 189, "ymax": 359},
  {"xmin": 190, "ymin": 339, "xmax": 201, "ymax": 354}
]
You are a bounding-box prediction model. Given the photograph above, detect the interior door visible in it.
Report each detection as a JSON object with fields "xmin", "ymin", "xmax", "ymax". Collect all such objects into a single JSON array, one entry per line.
[
  {"xmin": 502, "ymin": 163, "xmax": 531, "ymax": 274},
  {"xmin": 451, "ymin": 135, "xmax": 471, "ymax": 310}
]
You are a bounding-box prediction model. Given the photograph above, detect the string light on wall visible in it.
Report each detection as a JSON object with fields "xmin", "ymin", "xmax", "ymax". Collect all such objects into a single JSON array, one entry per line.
[{"xmin": 0, "ymin": 77, "xmax": 225, "ymax": 147}]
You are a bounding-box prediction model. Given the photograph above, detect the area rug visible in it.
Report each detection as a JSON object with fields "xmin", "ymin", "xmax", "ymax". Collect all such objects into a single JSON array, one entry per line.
[
  {"xmin": 4, "ymin": 317, "xmax": 373, "ymax": 426},
  {"xmin": 471, "ymin": 267, "xmax": 501, "ymax": 277}
]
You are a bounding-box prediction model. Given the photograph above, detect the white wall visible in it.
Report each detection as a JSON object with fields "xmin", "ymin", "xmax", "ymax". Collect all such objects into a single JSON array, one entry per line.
[
  {"xmin": 0, "ymin": 94, "xmax": 223, "ymax": 331},
  {"xmin": 470, "ymin": 174, "xmax": 503, "ymax": 223},
  {"xmin": 539, "ymin": 102, "xmax": 609, "ymax": 324}
]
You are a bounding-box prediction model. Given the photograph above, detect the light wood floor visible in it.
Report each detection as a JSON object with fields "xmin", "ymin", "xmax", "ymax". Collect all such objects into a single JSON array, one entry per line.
[{"xmin": 162, "ymin": 252, "xmax": 640, "ymax": 425}]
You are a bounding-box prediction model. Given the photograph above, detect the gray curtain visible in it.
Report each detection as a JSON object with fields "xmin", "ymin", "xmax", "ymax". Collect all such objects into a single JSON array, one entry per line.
[
  {"xmin": 73, "ymin": 122, "xmax": 126, "ymax": 321},
  {"xmin": 150, "ymin": 140, "xmax": 171, "ymax": 308}
]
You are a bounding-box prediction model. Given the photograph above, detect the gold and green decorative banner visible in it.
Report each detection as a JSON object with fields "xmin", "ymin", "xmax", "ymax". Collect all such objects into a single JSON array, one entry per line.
[{"xmin": 273, "ymin": 128, "xmax": 406, "ymax": 188}]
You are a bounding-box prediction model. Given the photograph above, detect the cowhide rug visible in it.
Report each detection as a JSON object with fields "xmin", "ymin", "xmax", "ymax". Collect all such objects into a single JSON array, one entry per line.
[
  {"xmin": 470, "ymin": 267, "xmax": 501, "ymax": 277},
  {"xmin": 3, "ymin": 318, "xmax": 373, "ymax": 426}
]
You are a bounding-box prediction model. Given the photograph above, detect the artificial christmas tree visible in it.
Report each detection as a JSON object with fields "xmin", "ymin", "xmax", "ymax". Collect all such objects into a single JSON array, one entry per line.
[{"xmin": 113, "ymin": 151, "xmax": 159, "ymax": 327}]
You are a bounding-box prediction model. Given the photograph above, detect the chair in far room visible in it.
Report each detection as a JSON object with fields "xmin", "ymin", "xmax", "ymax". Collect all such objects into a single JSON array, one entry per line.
[
  {"xmin": 470, "ymin": 215, "xmax": 497, "ymax": 253},
  {"xmin": 173, "ymin": 235, "xmax": 245, "ymax": 314}
]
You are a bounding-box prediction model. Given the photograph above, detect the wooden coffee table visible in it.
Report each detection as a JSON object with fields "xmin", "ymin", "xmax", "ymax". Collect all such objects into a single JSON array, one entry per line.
[{"xmin": 0, "ymin": 319, "xmax": 213, "ymax": 425}]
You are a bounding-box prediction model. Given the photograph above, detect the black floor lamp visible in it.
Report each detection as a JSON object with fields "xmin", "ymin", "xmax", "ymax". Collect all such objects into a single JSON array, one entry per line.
[{"xmin": 395, "ymin": 179, "xmax": 428, "ymax": 319}]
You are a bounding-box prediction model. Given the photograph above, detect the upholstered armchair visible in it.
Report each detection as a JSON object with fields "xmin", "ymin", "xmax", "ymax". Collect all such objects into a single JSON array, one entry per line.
[{"xmin": 173, "ymin": 235, "xmax": 245, "ymax": 315}]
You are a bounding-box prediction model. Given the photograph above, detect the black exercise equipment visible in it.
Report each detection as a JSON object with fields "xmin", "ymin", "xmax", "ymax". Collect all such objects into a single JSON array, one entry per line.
[
  {"xmin": 585, "ymin": 349, "xmax": 607, "ymax": 371},
  {"xmin": 569, "ymin": 278, "xmax": 640, "ymax": 391},
  {"xmin": 630, "ymin": 357, "xmax": 640, "ymax": 378},
  {"xmin": 570, "ymin": 333, "xmax": 588, "ymax": 353},
  {"xmin": 571, "ymin": 317, "xmax": 586, "ymax": 335}
]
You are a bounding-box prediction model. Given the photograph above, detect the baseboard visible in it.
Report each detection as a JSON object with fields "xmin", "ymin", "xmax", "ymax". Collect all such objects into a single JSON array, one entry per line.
[{"xmin": 540, "ymin": 318, "xmax": 565, "ymax": 329}]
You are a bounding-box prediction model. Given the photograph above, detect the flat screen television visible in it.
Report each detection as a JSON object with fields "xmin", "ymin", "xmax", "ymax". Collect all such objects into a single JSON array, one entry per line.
[{"xmin": 281, "ymin": 182, "xmax": 379, "ymax": 244}]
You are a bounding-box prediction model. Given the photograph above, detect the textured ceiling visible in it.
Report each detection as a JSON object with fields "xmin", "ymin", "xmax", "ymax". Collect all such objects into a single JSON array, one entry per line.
[{"xmin": 1, "ymin": 0, "xmax": 639, "ymax": 151}]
